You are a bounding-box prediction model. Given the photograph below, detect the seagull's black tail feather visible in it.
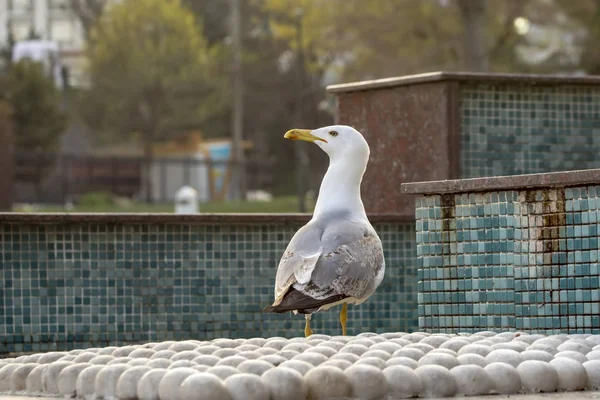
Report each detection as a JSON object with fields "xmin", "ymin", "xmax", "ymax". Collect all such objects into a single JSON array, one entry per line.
[{"xmin": 262, "ymin": 287, "xmax": 348, "ymax": 314}]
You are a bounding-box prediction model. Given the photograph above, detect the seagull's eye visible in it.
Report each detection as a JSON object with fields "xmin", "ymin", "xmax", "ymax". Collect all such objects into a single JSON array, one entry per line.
[{"xmin": 329, "ymin": 131, "xmax": 338, "ymax": 137}]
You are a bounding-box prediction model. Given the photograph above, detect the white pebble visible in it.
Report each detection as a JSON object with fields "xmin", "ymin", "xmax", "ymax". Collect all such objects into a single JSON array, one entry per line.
[
  {"xmin": 549, "ymin": 357, "xmax": 587, "ymax": 391},
  {"xmin": 355, "ymin": 357, "xmax": 386, "ymax": 370},
  {"xmin": 137, "ymin": 369, "xmax": 169, "ymax": 400},
  {"xmin": 94, "ymin": 363, "xmax": 130, "ymax": 399},
  {"xmin": 169, "ymin": 342, "xmax": 197, "ymax": 352},
  {"xmin": 440, "ymin": 338, "xmax": 470, "ymax": 352},
  {"xmin": 517, "ymin": 360, "xmax": 558, "ymax": 393},
  {"xmin": 261, "ymin": 367, "xmax": 307, "ymax": 400},
  {"xmin": 42, "ymin": 361, "xmax": 75, "ymax": 394},
  {"xmin": 429, "ymin": 348, "xmax": 458, "ymax": 357},
  {"xmin": 554, "ymin": 350, "xmax": 588, "ymax": 364},
  {"xmin": 115, "ymin": 366, "xmax": 152, "ymax": 400},
  {"xmin": 281, "ymin": 343, "xmax": 311, "ymax": 353},
  {"xmin": 383, "ymin": 365, "xmax": 422, "ymax": 398},
  {"xmin": 108, "ymin": 356, "xmax": 133, "ymax": 365},
  {"xmin": 171, "ymin": 351, "xmax": 201, "ymax": 362},
  {"xmin": 361, "ymin": 349, "xmax": 391, "ymax": 360},
  {"xmin": 57, "ymin": 363, "xmax": 91, "ymax": 396},
  {"xmin": 237, "ymin": 360, "xmax": 274, "ymax": 376},
  {"xmin": 23, "ymin": 354, "xmax": 42, "ymax": 363},
  {"xmin": 73, "ymin": 352, "xmax": 97, "ymax": 363},
  {"xmin": 25, "ymin": 364, "xmax": 49, "ymax": 393},
  {"xmin": 485, "ymin": 349, "xmax": 523, "ymax": 367},
  {"xmin": 293, "ymin": 352, "xmax": 328, "ymax": 366},
  {"xmin": 587, "ymin": 350, "xmax": 600, "ymax": 361},
  {"xmin": 256, "ymin": 348, "xmax": 278, "ymax": 356},
  {"xmin": 237, "ymin": 351, "xmax": 262, "ymax": 360},
  {"xmin": 520, "ymin": 350, "xmax": 554, "ymax": 363},
  {"xmin": 405, "ymin": 342, "xmax": 434, "ymax": 354},
  {"xmin": 192, "ymin": 354, "xmax": 220, "ymax": 366},
  {"xmin": 583, "ymin": 360, "xmax": 600, "ymax": 390},
  {"xmin": 196, "ymin": 345, "xmax": 220, "ymax": 355},
  {"xmin": 534, "ymin": 338, "xmax": 562, "ymax": 348},
  {"xmin": 157, "ymin": 367, "xmax": 197, "ymax": 400},
  {"xmin": 129, "ymin": 348, "xmax": 156, "ymax": 358},
  {"xmin": 457, "ymin": 344, "xmax": 493, "ymax": 357},
  {"xmin": 557, "ymin": 341, "xmax": 593, "ymax": 355},
  {"xmin": 207, "ymin": 366, "xmax": 240, "ymax": 380},
  {"xmin": 321, "ymin": 359, "xmax": 353, "ymax": 370},
  {"xmin": 0, "ymin": 364, "xmax": 22, "ymax": 392},
  {"xmin": 10, "ymin": 363, "xmax": 39, "ymax": 392},
  {"xmin": 89, "ymin": 355, "xmax": 115, "ymax": 364},
  {"xmin": 305, "ymin": 347, "xmax": 337, "ymax": 358},
  {"xmin": 527, "ymin": 344, "xmax": 558, "ymax": 355},
  {"xmin": 278, "ymin": 360, "xmax": 314, "ymax": 376},
  {"xmin": 344, "ymin": 364, "xmax": 389, "ymax": 400},
  {"xmin": 369, "ymin": 342, "xmax": 402, "ymax": 354},
  {"xmin": 304, "ymin": 366, "xmax": 352, "ymax": 399},
  {"xmin": 147, "ymin": 359, "xmax": 172, "ymax": 369},
  {"xmin": 112, "ymin": 346, "xmax": 137, "ymax": 357},
  {"xmin": 392, "ymin": 348, "xmax": 424, "ymax": 361},
  {"xmin": 330, "ymin": 352, "xmax": 360, "ymax": 363},
  {"xmin": 180, "ymin": 372, "xmax": 232, "ymax": 400},
  {"xmin": 385, "ymin": 357, "xmax": 418, "ymax": 369},
  {"xmin": 484, "ymin": 362, "xmax": 522, "ymax": 395},
  {"xmin": 152, "ymin": 350, "xmax": 177, "ymax": 359},
  {"xmin": 277, "ymin": 350, "xmax": 300, "ymax": 360},
  {"xmin": 414, "ymin": 365, "xmax": 457, "ymax": 398},
  {"xmin": 225, "ymin": 373, "xmax": 270, "ymax": 400},
  {"xmin": 217, "ymin": 356, "xmax": 247, "ymax": 368},
  {"xmin": 451, "ymin": 364, "xmax": 493, "ymax": 396},
  {"xmin": 418, "ymin": 353, "xmax": 460, "ymax": 369},
  {"xmin": 403, "ymin": 333, "xmax": 426, "ymax": 343},
  {"xmin": 214, "ymin": 348, "xmax": 238, "ymax": 358},
  {"xmin": 340, "ymin": 344, "xmax": 369, "ymax": 356},
  {"xmin": 75, "ymin": 365, "xmax": 104, "ymax": 398},
  {"xmin": 169, "ymin": 360, "xmax": 197, "ymax": 369},
  {"xmin": 420, "ymin": 335, "xmax": 449, "ymax": 348},
  {"xmin": 491, "ymin": 341, "xmax": 529, "ymax": 352},
  {"xmin": 37, "ymin": 352, "xmax": 67, "ymax": 364},
  {"xmin": 258, "ymin": 355, "xmax": 287, "ymax": 366}
]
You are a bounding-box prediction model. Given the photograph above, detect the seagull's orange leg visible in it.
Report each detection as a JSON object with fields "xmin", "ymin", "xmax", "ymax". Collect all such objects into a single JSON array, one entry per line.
[
  {"xmin": 304, "ymin": 314, "xmax": 313, "ymax": 337},
  {"xmin": 340, "ymin": 303, "xmax": 348, "ymax": 336}
]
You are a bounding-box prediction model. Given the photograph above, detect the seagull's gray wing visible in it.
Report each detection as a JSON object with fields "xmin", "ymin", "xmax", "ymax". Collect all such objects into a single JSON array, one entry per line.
[
  {"xmin": 265, "ymin": 217, "xmax": 384, "ymax": 313},
  {"xmin": 307, "ymin": 219, "xmax": 384, "ymax": 301},
  {"xmin": 270, "ymin": 222, "xmax": 324, "ymax": 307}
]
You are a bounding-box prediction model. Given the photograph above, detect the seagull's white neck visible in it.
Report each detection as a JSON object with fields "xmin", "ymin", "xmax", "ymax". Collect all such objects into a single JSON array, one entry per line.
[{"xmin": 312, "ymin": 156, "xmax": 368, "ymax": 222}]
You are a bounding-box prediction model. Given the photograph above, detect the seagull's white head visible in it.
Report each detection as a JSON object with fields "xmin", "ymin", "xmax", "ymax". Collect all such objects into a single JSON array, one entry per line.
[
  {"xmin": 284, "ymin": 125, "xmax": 370, "ymax": 166},
  {"xmin": 284, "ymin": 125, "xmax": 371, "ymax": 219}
]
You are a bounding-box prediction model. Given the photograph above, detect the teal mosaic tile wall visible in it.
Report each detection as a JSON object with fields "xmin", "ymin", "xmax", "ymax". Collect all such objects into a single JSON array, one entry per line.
[
  {"xmin": 0, "ymin": 221, "xmax": 417, "ymax": 354},
  {"xmin": 460, "ymin": 85, "xmax": 600, "ymax": 178},
  {"xmin": 416, "ymin": 185, "xmax": 600, "ymax": 334}
]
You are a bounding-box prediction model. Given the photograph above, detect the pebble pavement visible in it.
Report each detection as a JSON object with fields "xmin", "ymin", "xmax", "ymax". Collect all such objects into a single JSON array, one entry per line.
[{"xmin": 1, "ymin": 331, "xmax": 600, "ymax": 399}]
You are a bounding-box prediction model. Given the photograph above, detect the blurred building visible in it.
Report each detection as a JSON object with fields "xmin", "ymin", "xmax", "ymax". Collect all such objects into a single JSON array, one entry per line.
[{"xmin": 0, "ymin": 0, "xmax": 100, "ymax": 87}]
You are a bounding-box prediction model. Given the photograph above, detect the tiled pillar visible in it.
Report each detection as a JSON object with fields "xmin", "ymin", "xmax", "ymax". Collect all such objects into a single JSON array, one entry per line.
[
  {"xmin": 327, "ymin": 72, "xmax": 600, "ymax": 216},
  {"xmin": 402, "ymin": 169, "xmax": 600, "ymax": 333}
]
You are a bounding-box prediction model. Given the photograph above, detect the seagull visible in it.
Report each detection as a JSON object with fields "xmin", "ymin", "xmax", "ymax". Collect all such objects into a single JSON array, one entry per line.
[{"xmin": 263, "ymin": 125, "xmax": 385, "ymax": 337}]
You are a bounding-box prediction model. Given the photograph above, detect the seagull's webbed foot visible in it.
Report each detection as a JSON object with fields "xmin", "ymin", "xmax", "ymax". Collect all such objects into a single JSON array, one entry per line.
[
  {"xmin": 340, "ymin": 303, "xmax": 348, "ymax": 336},
  {"xmin": 304, "ymin": 314, "xmax": 313, "ymax": 337}
]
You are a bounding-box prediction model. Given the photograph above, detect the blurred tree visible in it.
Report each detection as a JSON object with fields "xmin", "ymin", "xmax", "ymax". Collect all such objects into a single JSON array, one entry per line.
[
  {"xmin": 260, "ymin": 0, "xmax": 532, "ymax": 80},
  {"xmin": 69, "ymin": 0, "xmax": 107, "ymax": 39},
  {"xmin": 0, "ymin": 59, "xmax": 67, "ymax": 153},
  {"xmin": 554, "ymin": 0, "xmax": 600, "ymax": 74},
  {"xmin": 78, "ymin": 0, "xmax": 228, "ymax": 200}
]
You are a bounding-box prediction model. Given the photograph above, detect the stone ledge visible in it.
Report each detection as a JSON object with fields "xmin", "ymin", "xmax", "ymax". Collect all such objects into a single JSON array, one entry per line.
[
  {"xmin": 0, "ymin": 213, "xmax": 413, "ymax": 224},
  {"xmin": 400, "ymin": 168, "xmax": 600, "ymax": 195},
  {"xmin": 326, "ymin": 71, "xmax": 600, "ymax": 93}
]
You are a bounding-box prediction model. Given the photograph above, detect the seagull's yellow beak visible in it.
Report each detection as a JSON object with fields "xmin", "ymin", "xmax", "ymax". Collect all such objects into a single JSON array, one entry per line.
[{"xmin": 284, "ymin": 129, "xmax": 327, "ymax": 143}]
